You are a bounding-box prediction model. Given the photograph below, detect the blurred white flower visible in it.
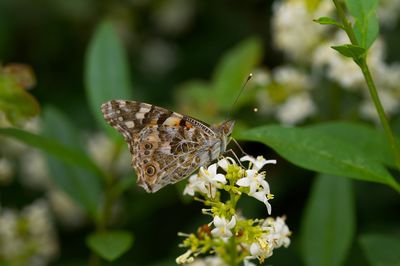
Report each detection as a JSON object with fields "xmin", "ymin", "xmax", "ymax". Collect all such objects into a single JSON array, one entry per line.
[
  {"xmin": 256, "ymin": 66, "xmax": 315, "ymax": 125},
  {"xmin": 87, "ymin": 132, "xmax": 131, "ymax": 175},
  {"xmin": 0, "ymin": 199, "xmax": 58, "ymax": 265},
  {"xmin": 273, "ymin": 66, "xmax": 312, "ymax": 92},
  {"xmin": 211, "ymin": 215, "xmax": 236, "ymax": 241},
  {"xmin": 20, "ymin": 150, "xmax": 51, "ymax": 190},
  {"xmin": 262, "ymin": 216, "xmax": 291, "ymax": 248},
  {"xmin": 360, "ymin": 89, "xmax": 399, "ymax": 122},
  {"xmin": 48, "ymin": 189, "xmax": 86, "ymax": 229},
  {"xmin": 176, "ymin": 250, "xmax": 194, "ymax": 264},
  {"xmin": 140, "ymin": 39, "xmax": 177, "ymax": 76},
  {"xmin": 152, "ymin": 0, "xmax": 195, "ymax": 35},
  {"xmin": 276, "ymin": 93, "xmax": 316, "ymax": 125},
  {"xmin": 0, "ymin": 158, "xmax": 14, "ymax": 184},
  {"xmin": 379, "ymin": 0, "xmax": 400, "ymax": 27},
  {"xmin": 272, "ymin": 0, "xmax": 333, "ymax": 63}
]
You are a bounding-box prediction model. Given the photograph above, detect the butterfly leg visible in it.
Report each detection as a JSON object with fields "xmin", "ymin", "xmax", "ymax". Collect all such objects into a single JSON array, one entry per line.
[
  {"xmin": 222, "ymin": 149, "xmax": 245, "ymax": 168},
  {"xmin": 231, "ymin": 138, "xmax": 248, "ymax": 157}
]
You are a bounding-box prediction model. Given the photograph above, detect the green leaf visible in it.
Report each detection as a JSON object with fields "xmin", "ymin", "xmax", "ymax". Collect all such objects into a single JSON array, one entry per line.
[
  {"xmin": 0, "ymin": 127, "xmax": 104, "ymax": 178},
  {"xmin": 359, "ymin": 234, "xmax": 400, "ymax": 266},
  {"xmin": 213, "ymin": 38, "xmax": 262, "ymax": 110},
  {"xmin": 236, "ymin": 123, "xmax": 400, "ymax": 191},
  {"xmin": 42, "ymin": 106, "xmax": 103, "ymax": 219},
  {"xmin": 0, "ymin": 75, "xmax": 40, "ymax": 125},
  {"xmin": 314, "ymin": 17, "xmax": 344, "ymax": 29},
  {"xmin": 308, "ymin": 122, "xmax": 394, "ymax": 167},
  {"xmin": 331, "ymin": 44, "xmax": 366, "ymax": 59},
  {"xmin": 85, "ymin": 19, "xmax": 133, "ymax": 136},
  {"xmin": 345, "ymin": 0, "xmax": 379, "ymax": 48},
  {"xmin": 87, "ymin": 231, "xmax": 133, "ymax": 261},
  {"xmin": 301, "ymin": 175, "xmax": 355, "ymax": 266}
]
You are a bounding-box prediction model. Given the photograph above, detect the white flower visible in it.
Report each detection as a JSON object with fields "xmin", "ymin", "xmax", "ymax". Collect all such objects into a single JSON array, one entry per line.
[
  {"xmin": 237, "ymin": 170, "xmax": 266, "ymax": 195},
  {"xmin": 183, "ymin": 164, "xmax": 226, "ymax": 198},
  {"xmin": 176, "ymin": 250, "xmax": 194, "ymax": 264},
  {"xmin": 272, "ymin": 0, "xmax": 333, "ymax": 63},
  {"xmin": 250, "ymin": 183, "xmax": 273, "ymax": 215},
  {"xmin": 217, "ymin": 157, "xmax": 236, "ymax": 171},
  {"xmin": 211, "ymin": 215, "xmax": 236, "ymax": 240},
  {"xmin": 276, "ymin": 93, "xmax": 316, "ymax": 125},
  {"xmin": 378, "ymin": 0, "xmax": 400, "ymax": 27},
  {"xmin": 0, "ymin": 200, "xmax": 58, "ymax": 264},
  {"xmin": 240, "ymin": 155, "xmax": 276, "ymax": 171},
  {"xmin": 48, "ymin": 189, "xmax": 87, "ymax": 229},
  {"xmin": 186, "ymin": 255, "xmax": 227, "ymax": 266},
  {"xmin": 262, "ymin": 216, "xmax": 291, "ymax": 248}
]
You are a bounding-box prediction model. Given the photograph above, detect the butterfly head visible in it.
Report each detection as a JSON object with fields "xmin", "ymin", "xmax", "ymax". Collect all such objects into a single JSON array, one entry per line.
[{"xmin": 214, "ymin": 120, "xmax": 235, "ymax": 151}]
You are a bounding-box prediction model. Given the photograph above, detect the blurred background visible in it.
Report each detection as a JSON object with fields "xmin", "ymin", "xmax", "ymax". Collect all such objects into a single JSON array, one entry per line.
[{"xmin": 1, "ymin": 0, "xmax": 400, "ymax": 265}]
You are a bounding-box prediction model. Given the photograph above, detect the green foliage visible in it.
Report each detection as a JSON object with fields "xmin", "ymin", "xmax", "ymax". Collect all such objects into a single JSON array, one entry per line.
[
  {"xmin": 86, "ymin": 231, "xmax": 134, "ymax": 261},
  {"xmin": 345, "ymin": 0, "xmax": 379, "ymax": 48},
  {"xmin": 236, "ymin": 122, "xmax": 400, "ymax": 192},
  {"xmin": 314, "ymin": 17, "xmax": 344, "ymax": 29},
  {"xmin": 331, "ymin": 44, "xmax": 366, "ymax": 60},
  {"xmin": 42, "ymin": 106, "xmax": 103, "ymax": 219},
  {"xmin": 177, "ymin": 37, "xmax": 263, "ymax": 122},
  {"xmin": 301, "ymin": 175, "xmax": 355, "ymax": 266},
  {"xmin": 85, "ymin": 19, "xmax": 133, "ymax": 137},
  {"xmin": 0, "ymin": 74, "xmax": 39, "ymax": 126},
  {"xmin": 359, "ymin": 234, "xmax": 400, "ymax": 266},
  {"xmin": 213, "ymin": 38, "xmax": 263, "ymax": 110},
  {"xmin": 0, "ymin": 127, "xmax": 104, "ymax": 178}
]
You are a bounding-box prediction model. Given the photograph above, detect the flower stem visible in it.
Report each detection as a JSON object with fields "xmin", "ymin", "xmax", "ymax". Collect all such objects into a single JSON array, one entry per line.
[
  {"xmin": 332, "ymin": 0, "xmax": 400, "ymax": 183},
  {"xmin": 359, "ymin": 62, "xmax": 400, "ymax": 170}
]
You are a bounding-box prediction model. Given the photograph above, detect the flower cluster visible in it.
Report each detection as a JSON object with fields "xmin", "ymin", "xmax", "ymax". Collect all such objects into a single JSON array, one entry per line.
[
  {"xmin": 266, "ymin": 0, "xmax": 400, "ymax": 123},
  {"xmin": 0, "ymin": 199, "xmax": 58, "ymax": 266},
  {"xmin": 177, "ymin": 155, "xmax": 291, "ymax": 265}
]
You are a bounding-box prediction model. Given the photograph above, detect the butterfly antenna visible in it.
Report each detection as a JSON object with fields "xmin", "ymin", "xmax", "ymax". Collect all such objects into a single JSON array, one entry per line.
[{"xmin": 226, "ymin": 73, "xmax": 253, "ymax": 120}]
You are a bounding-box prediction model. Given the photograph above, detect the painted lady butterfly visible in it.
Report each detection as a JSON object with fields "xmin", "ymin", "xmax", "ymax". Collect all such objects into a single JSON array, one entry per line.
[{"xmin": 101, "ymin": 100, "xmax": 234, "ymax": 192}]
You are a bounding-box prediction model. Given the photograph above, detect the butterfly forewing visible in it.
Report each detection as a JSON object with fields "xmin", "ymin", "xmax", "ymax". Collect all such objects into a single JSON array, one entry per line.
[{"xmin": 101, "ymin": 100, "xmax": 233, "ymax": 193}]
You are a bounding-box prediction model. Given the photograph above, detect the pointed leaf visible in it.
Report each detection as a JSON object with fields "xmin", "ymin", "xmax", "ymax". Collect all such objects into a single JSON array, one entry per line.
[
  {"xmin": 359, "ymin": 234, "xmax": 400, "ymax": 266},
  {"xmin": 314, "ymin": 17, "xmax": 344, "ymax": 29},
  {"xmin": 85, "ymin": 19, "xmax": 133, "ymax": 136},
  {"xmin": 236, "ymin": 123, "xmax": 400, "ymax": 191},
  {"xmin": 345, "ymin": 0, "xmax": 379, "ymax": 48},
  {"xmin": 301, "ymin": 175, "xmax": 355, "ymax": 266},
  {"xmin": 213, "ymin": 38, "xmax": 262, "ymax": 110},
  {"xmin": 331, "ymin": 44, "xmax": 366, "ymax": 59},
  {"xmin": 42, "ymin": 106, "xmax": 103, "ymax": 219},
  {"xmin": 87, "ymin": 231, "xmax": 133, "ymax": 261}
]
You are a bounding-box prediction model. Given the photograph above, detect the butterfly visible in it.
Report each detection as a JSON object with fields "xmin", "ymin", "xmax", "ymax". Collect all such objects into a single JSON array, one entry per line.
[{"xmin": 101, "ymin": 100, "xmax": 235, "ymax": 193}]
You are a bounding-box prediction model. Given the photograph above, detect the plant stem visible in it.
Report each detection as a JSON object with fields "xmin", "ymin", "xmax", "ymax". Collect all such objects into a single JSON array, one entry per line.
[
  {"xmin": 332, "ymin": 0, "xmax": 400, "ymax": 173},
  {"xmin": 359, "ymin": 62, "xmax": 400, "ymax": 170}
]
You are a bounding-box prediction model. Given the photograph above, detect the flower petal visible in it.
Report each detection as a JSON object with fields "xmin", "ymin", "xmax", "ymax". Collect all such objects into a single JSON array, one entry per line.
[{"xmin": 236, "ymin": 177, "xmax": 251, "ymax": 187}]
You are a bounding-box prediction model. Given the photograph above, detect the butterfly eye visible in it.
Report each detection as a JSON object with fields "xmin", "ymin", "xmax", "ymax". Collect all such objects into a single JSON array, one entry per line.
[
  {"xmin": 144, "ymin": 143, "xmax": 153, "ymax": 150},
  {"xmin": 145, "ymin": 165, "xmax": 156, "ymax": 176}
]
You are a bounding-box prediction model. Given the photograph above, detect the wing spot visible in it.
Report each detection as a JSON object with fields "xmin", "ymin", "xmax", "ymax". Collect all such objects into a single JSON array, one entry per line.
[
  {"xmin": 144, "ymin": 150, "xmax": 151, "ymax": 156},
  {"xmin": 125, "ymin": 121, "xmax": 135, "ymax": 128},
  {"xmin": 145, "ymin": 165, "xmax": 156, "ymax": 176},
  {"xmin": 144, "ymin": 143, "xmax": 153, "ymax": 150},
  {"xmin": 136, "ymin": 113, "xmax": 145, "ymax": 119},
  {"xmin": 139, "ymin": 107, "xmax": 151, "ymax": 113},
  {"xmin": 163, "ymin": 117, "xmax": 181, "ymax": 126}
]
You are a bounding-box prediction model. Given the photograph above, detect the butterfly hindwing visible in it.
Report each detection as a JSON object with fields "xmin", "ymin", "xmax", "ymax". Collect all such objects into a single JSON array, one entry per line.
[
  {"xmin": 133, "ymin": 125, "xmax": 213, "ymax": 192},
  {"xmin": 101, "ymin": 100, "xmax": 224, "ymax": 193}
]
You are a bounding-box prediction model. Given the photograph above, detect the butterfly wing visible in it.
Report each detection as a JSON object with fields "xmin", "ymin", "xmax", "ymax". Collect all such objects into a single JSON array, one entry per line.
[{"xmin": 101, "ymin": 100, "xmax": 220, "ymax": 192}]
